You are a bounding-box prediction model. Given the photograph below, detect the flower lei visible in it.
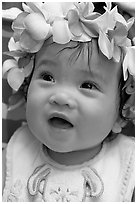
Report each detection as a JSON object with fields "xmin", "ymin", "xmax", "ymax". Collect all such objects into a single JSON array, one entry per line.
[{"xmin": 2, "ymin": 2, "xmax": 135, "ymax": 123}]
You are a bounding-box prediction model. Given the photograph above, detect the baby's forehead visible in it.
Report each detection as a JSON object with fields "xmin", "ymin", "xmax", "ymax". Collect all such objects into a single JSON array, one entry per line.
[{"xmin": 35, "ymin": 39, "xmax": 121, "ymax": 80}]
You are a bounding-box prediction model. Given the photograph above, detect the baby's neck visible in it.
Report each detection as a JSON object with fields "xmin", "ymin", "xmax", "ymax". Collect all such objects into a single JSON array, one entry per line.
[{"xmin": 45, "ymin": 144, "xmax": 102, "ymax": 166}]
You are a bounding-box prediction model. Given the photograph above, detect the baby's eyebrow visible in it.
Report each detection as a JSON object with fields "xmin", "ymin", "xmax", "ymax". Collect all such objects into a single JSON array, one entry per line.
[
  {"xmin": 36, "ymin": 58, "xmax": 57, "ymax": 68},
  {"xmin": 80, "ymin": 69, "xmax": 106, "ymax": 84}
]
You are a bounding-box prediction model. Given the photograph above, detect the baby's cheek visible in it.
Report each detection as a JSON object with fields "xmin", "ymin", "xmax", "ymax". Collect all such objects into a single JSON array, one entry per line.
[{"xmin": 82, "ymin": 99, "xmax": 117, "ymax": 131}]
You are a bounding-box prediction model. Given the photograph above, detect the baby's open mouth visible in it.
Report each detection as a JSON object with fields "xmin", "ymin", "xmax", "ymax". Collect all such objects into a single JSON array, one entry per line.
[{"xmin": 48, "ymin": 117, "xmax": 74, "ymax": 129}]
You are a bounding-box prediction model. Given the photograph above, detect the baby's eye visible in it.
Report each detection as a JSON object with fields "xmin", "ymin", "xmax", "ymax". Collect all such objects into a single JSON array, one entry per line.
[
  {"xmin": 80, "ymin": 81, "xmax": 98, "ymax": 90},
  {"xmin": 39, "ymin": 71, "xmax": 55, "ymax": 83}
]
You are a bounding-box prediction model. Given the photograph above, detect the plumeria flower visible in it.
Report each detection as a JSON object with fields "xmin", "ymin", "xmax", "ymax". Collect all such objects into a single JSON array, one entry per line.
[
  {"xmin": 3, "ymin": 58, "xmax": 24, "ymax": 91},
  {"xmin": 41, "ymin": 2, "xmax": 75, "ymax": 44},
  {"xmin": 3, "ymin": 34, "xmax": 34, "ymax": 91},
  {"xmin": 12, "ymin": 2, "xmax": 77, "ymax": 51}
]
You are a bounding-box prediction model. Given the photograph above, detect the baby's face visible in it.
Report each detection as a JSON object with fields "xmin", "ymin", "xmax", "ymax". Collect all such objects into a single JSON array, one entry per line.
[{"xmin": 26, "ymin": 40, "xmax": 121, "ymax": 153}]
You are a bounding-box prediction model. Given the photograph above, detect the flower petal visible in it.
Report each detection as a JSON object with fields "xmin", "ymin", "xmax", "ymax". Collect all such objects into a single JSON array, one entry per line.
[
  {"xmin": 75, "ymin": 2, "xmax": 94, "ymax": 17},
  {"xmin": 127, "ymin": 17, "xmax": 135, "ymax": 31},
  {"xmin": 127, "ymin": 47, "xmax": 135, "ymax": 76},
  {"xmin": 115, "ymin": 12, "xmax": 127, "ymax": 26},
  {"xmin": 2, "ymin": 59, "xmax": 18, "ymax": 76},
  {"xmin": 22, "ymin": 3, "xmax": 33, "ymax": 13},
  {"xmin": 2, "ymin": 7, "xmax": 22, "ymax": 20},
  {"xmin": 43, "ymin": 2, "xmax": 75, "ymax": 17},
  {"xmin": 12, "ymin": 12, "xmax": 28, "ymax": 30},
  {"xmin": 98, "ymin": 30, "xmax": 113, "ymax": 59},
  {"xmin": 113, "ymin": 45, "xmax": 121, "ymax": 62},
  {"xmin": 7, "ymin": 68, "xmax": 25, "ymax": 91},
  {"xmin": 104, "ymin": 2, "xmax": 112, "ymax": 11},
  {"xmin": 29, "ymin": 41, "xmax": 44, "ymax": 53},
  {"xmin": 123, "ymin": 53, "xmax": 128, "ymax": 81},
  {"xmin": 71, "ymin": 32, "xmax": 91, "ymax": 42},
  {"xmin": 42, "ymin": 2, "xmax": 63, "ymax": 17},
  {"xmin": 26, "ymin": 2, "xmax": 43, "ymax": 14},
  {"xmin": 60, "ymin": 2, "xmax": 75, "ymax": 16},
  {"xmin": 52, "ymin": 18, "xmax": 71, "ymax": 44},
  {"xmin": 81, "ymin": 20, "xmax": 99, "ymax": 37},
  {"xmin": 123, "ymin": 46, "xmax": 135, "ymax": 80},
  {"xmin": 20, "ymin": 30, "xmax": 43, "ymax": 52},
  {"xmin": 108, "ymin": 22, "xmax": 128, "ymax": 45},
  {"xmin": 81, "ymin": 2, "xmax": 94, "ymax": 17},
  {"xmin": 8, "ymin": 37, "xmax": 22, "ymax": 51},
  {"xmin": 67, "ymin": 10, "xmax": 83, "ymax": 37},
  {"xmin": 24, "ymin": 13, "xmax": 51, "ymax": 41},
  {"xmin": 96, "ymin": 6, "xmax": 117, "ymax": 33}
]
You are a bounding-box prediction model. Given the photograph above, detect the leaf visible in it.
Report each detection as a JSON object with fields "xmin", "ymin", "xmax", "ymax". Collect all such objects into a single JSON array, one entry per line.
[
  {"xmin": 3, "ymin": 51, "xmax": 26, "ymax": 59},
  {"xmin": 24, "ymin": 59, "xmax": 34, "ymax": 77},
  {"xmin": 8, "ymin": 98, "xmax": 25, "ymax": 111},
  {"xmin": 18, "ymin": 55, "xmax": 31, "ymax": 68},
  {"xmin": 7, "ymin": 68, "xmax": 25, "ymax": 91},
  {"xmin": 8, "ymin": 92, "xmax": 25, "ymax": 111}
]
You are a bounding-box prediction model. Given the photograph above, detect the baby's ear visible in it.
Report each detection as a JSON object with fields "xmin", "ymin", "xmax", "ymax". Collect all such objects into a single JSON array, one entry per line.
[
  {"xmin": 112, "ymin": 117, "xmax": 127, "ymax": 134},
  {"xmin": 112, "ymin": 121, "xmax": 121, "ymax": 133}
]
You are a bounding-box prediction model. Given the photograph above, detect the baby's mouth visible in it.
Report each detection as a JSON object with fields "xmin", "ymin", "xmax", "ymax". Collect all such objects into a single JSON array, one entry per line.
[{"xmin": 48, "ymin": 117, "xmax": 74, "ymax": 129}]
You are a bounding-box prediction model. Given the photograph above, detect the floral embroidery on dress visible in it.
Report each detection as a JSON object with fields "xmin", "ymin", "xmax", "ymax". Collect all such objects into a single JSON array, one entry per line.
[
  {"xmin": 27, "ymin": 164, "xmax": 104, "ymax": 202},
  {"xmin": 6, "ymin": 179, "xmax": 24, "ymax": 202}
]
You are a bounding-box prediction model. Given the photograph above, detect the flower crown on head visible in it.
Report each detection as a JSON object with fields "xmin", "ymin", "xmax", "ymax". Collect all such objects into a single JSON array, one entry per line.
[{"xmin": 2, "ymin": 2, "xmax": 135, "ymax": 123}]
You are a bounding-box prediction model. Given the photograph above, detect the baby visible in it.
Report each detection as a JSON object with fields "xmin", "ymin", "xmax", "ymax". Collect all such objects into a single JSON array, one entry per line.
[{"xmin": 2, "ymin": 2, "xmax": 135, "ymax": 202}]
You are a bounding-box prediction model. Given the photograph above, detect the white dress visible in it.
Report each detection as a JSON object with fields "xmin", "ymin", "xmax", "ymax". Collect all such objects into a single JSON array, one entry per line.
[{"xmin": 3, "ymin": 124, "xmax": 135, "ymax": 202}]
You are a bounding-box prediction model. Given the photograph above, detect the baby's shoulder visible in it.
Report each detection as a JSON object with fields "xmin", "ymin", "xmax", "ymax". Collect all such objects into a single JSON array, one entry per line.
[
  {"xmin": 6, "ymin": 123, "xmax": 41, "ymax": 165},
  {"xmin": 105, "ymin": 134, "xmax": 135, "ymax": 165},
  {"xmin": 115, "ymin": 134, "xmax": 134, "ymax": 151},
  {"xmin": 8, "ymin": 123, "xmax": 36, "ymax": 149},
  {"xmin": 107, "ymin": 134, "xmax": 134, "ymax": 151}
]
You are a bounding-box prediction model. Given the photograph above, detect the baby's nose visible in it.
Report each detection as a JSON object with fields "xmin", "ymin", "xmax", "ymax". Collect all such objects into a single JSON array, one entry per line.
[{"xmin": 49, "ymin": 93, "xmax": 77, "ymax": 109}]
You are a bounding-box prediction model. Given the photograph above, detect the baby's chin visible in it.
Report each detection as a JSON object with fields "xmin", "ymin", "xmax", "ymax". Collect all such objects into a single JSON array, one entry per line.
[{"xmin": 44, "ymin": 143, "xmax": 74, "ymax": 153}]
